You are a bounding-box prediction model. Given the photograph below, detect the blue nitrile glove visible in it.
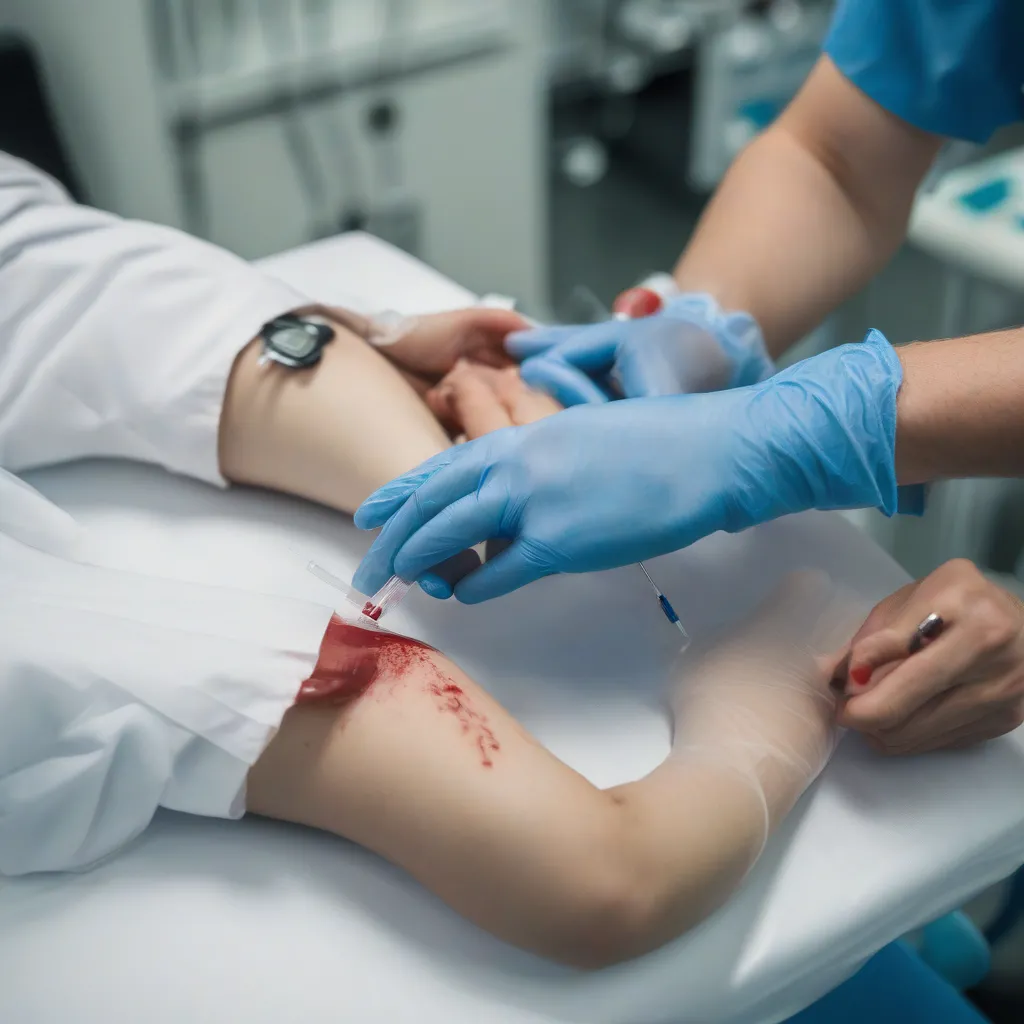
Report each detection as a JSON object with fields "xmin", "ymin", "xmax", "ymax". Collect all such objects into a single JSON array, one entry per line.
[
  {"xmin": 353, "ymin": 330, "xmax": 902, "ymax": 604},
  {"xmin": 507, "ymin": 293, "xmax": 775, "ymax": 407}
]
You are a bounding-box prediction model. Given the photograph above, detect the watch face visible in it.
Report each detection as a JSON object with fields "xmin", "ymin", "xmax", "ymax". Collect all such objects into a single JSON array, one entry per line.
[
  {"xmin": 262, "ymin": 317, "xmax": 334, "ymax": 368},
  {"xmin": 273, "ymin": 323, "xmax": 319, "ymax": 359}
]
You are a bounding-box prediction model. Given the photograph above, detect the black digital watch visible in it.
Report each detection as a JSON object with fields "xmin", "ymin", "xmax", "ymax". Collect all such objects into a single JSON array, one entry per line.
[{"xmin": 258, "ymin": 314, "xmax": 335, "ymax": 369}]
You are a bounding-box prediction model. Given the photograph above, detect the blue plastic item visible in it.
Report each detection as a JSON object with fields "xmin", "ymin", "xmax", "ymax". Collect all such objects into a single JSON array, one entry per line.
[
  {"xmin": 986, "ymin": 866, "xmax": 1024, "ymax": 945},
  {"xmin": 738, "ymin": 96, "xmax": 784, "ymax": 131},
  {"xmin": 507, "ymin": 293, "xmax": 773, "ymax": 407},
  {"xmin": 786, "ymin": 941, "xmax": 990, "ymax": 1023},
  {"xmin": 958, "ymin": 178, "xmax": 1012, "ymax": 215},
  {"xmin": 354, "ymin": 330, "xmax": 903, "ymax": 603},
  {"xmin": 920, "ymin": 912, "xmax": 992, "ymax": 991}
]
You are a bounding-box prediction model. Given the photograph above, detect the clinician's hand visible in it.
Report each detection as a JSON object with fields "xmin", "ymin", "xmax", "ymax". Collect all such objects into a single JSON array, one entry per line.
[
  {"xmin": 353, "ymin": 330, "xmax": 903, "ymax": 603},
  {"xmin": 507, "ymin": 294, "xmax": 774, "ymax": 406},
  {"xmin": 839, "ymin": 560, "xmax": 1024, "ymax": 755}
]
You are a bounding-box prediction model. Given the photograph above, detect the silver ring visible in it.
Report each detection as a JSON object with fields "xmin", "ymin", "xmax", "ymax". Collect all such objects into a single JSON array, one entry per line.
[{"xmin": 908, "ymin": 612, "xmax": 944, "ymax": 654}]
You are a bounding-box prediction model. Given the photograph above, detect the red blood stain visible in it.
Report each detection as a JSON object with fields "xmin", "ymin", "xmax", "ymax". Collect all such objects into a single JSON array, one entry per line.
[
  {"xmin": 296, "ymin": 616, "xmax": 500, "ymax": 767},
  {"xmin": 361, "ymin": 601, "xmax": 382, "ymax": 621},
  {"xmin": 296, "ymin": 615, "xmax": 432, "ymax": 705},
  {"xmin": 427, "ymin": 681, "xmax": 501, "ymax": 767},
  {"xmin": 849, "ymin": 664, "xmax": 873, "ymax": 688}
]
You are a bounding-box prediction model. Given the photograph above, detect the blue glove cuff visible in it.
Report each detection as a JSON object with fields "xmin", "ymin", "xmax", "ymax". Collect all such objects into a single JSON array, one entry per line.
[
  {"xmin": 663, "ymin": 293, "xmax": 774, "ymax": 388},
  {"xmin": 736, "ymin": 328, "xmax": 903, "ymax": 528}
]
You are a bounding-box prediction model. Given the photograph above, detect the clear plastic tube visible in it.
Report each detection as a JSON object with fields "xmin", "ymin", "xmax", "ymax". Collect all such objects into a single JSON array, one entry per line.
[
  {"xmin": 306, "ymin": 561, "xmax": 364, "ymax": 607},
  {"xmin": 305, "ymin": 562, "xmax": 412, "ymax": 623},
  {"xmin": 364, "ymin": 575, "xmax": 413, "ymax": 621}
]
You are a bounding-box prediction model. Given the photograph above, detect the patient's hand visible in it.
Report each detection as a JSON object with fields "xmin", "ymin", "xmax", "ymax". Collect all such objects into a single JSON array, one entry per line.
[
  {"xmin": 426, "ymin": 360, "xmax": 563, "ymax": 440},
  {"xmin": 365, "ymin": 308, "xmax": 530, "ymax": 394}
]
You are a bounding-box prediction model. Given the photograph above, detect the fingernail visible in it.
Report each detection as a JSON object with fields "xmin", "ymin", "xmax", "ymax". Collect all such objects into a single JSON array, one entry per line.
[
  {"xmin": 367, "ymin": 310, "xmax": 418, "ymax": 347},
  {"xmin": 849, "ymin": 664, "xmax": 872, "ymax": 687}
]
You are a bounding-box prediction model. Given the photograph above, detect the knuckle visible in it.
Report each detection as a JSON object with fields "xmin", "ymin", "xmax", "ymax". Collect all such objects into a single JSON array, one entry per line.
[
  {"xmin": 982, "ymin": 618, "xmax": 1017, "ymax": 651},
  {"xmin": 945, "ymin": 586, "xmax": 972, "ymax": 620},
  {"xmin": 970, "ymin": 596, "xmax": 1017, "ymax": 648},
  {"xmin": 944, "ymin": 558, "xmax": 980, "ymax": 583}
]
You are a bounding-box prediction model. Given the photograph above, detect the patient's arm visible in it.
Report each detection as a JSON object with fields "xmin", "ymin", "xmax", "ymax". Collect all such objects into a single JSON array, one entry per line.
[
  {"xmin": 248, "ymin": 574, "xmax": 853, "ymax": 968},
  {"xmin": 218, "ymin": 316, "xmax": 451, "ymax": 513},
  {"xmin": 231, "ymin": 341, "xmax": 850, "ymax": 966},
  {"xmin": 218, "ymin": 316, "xmax": 558, "ymax": 511}
]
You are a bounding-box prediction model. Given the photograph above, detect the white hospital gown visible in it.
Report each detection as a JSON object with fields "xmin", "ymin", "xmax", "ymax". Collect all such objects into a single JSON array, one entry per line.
[{"xmin": 0, "ymin": 153, "xmax": 334, "ymax": 875}]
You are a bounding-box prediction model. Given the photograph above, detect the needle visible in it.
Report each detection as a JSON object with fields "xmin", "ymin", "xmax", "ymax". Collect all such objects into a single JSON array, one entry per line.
[{"xmin": 638, "ymin": 562, "xmax": 690, "ymax": 647}]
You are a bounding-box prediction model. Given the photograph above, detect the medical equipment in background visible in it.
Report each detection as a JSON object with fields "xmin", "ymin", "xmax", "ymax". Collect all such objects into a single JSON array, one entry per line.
[
  {"xmin": 0, "ymin": 0, "xmax": 549, "ymax": 311},
  {"xmin": 687, "ymin": 0, "xmax": 833, "ymax": 191},
  {"xmin": 545, "ymin": 1, "xmax": 832, "ymax": 194}
]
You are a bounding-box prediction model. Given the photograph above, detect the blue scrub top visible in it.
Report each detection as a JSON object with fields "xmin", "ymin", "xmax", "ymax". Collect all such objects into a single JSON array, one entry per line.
[{"xmin": 825, "ymin": 0, "xmax": 1024, "ymax": 143}]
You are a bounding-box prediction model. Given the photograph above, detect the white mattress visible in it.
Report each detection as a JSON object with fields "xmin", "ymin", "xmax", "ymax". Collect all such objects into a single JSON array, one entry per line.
[{"xmin": 4, "ymin": 233, "xmax": 1024, "ymax": 1024}]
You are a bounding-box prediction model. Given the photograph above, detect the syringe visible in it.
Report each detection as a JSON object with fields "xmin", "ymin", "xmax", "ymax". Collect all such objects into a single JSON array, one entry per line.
[
  {"xmin": 309, "ymin": 559, "xmax": 686, "ymax": 646},
  {"xmin": 580, "ymin": 282, "xmax": 693, "ymax": 649},
  {"xmin": 638, "ymin": 562, "xmax": 690, "ymax": 648},
  {"xmin": 317, "ymin": 280, "xmax": 689, "ymax": 638}
]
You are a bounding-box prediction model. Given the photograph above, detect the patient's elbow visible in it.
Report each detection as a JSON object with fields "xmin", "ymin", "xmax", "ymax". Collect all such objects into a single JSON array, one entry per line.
[
  {"xmin": 545, "ymin": 866, "xmax": 668, "ymax": 969},
  {"xmin": 530, "ymin": 800, "xmax": 743, "ymax": 968}
]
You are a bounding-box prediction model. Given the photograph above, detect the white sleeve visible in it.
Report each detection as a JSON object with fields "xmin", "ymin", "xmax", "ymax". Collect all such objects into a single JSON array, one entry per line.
[
  {"xmin": 0, "ymin": 470, "xmax": 334, "ymax": 876},
  {"xmin": 0, "ymin": 152, "xmax": 309, "ymax": 485}
]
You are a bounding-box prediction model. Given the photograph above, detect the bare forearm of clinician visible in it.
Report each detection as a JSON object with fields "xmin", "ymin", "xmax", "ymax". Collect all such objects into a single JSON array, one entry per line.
[
  {"xmin": 673, "ymin": 58, "xmax": 943, "ymax": 358},
  {"xmin": 896, "ymin": 329, "xmax": 1024, "ymax": 484},
  {"xmin": 218, "ymin": 319, "xmax": 450, "ymax": 513}
]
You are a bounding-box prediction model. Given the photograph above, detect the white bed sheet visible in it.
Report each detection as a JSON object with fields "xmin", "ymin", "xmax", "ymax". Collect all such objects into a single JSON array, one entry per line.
[{"xmin": 3, "ymin": 233, "xmax": 1024, "ymax": 1024}]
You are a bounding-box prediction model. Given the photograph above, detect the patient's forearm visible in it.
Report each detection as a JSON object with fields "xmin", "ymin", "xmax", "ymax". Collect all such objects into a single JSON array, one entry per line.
[
  {"xmin": 218, "ymin": 320, "xmax": 449, "ymax": 513},
  {"xmin": 247, "ymin": 612, "xmax": 831, "ymax": 967}
]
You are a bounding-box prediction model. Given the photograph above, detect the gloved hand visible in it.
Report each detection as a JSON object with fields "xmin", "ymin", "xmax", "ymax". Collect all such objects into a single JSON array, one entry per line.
[
  {"xmin": 353, "ymin": 329, "xmax": 902, "ymax": 604},
  {"xmin": 507, "ymin": 293, "xmax": 774, "ymax": 407}
]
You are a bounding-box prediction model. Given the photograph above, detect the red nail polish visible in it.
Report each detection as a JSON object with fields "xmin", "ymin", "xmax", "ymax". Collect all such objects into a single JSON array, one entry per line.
[{"xmin": 849, "ymin": 664, "xmax": 872, "ymax": 687}]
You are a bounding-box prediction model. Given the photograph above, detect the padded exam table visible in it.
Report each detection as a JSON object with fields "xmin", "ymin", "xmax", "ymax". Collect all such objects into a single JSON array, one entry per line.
[{"xmin": 3, "ymin": 235, "xmax": 1024, "ymax": 1024}]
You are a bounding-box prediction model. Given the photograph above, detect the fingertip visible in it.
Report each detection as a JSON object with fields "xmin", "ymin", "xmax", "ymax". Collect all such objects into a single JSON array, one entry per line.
[
  {"xmin": 352, "ymin": 563, "xmax": 385, "ymax": 597},
  {"xmin": 453, "ymin": 541, "xmax": 546, "ymax": 604},
  {"xmin": 353, "ymin": 504, "xmax": 385, "ymax": 530},
  {"xmin": 848, "ymin": 663, "xmax": 873, "ymax": 689},
  {"xmin": 354, "ymin": 490, "xmax": 410, "ymax": 529},
  {"xmin": 505, "ymin": 328, "xmax": 546, "ymax": 359},
  {"xmin": 418, "ymin": 574, "xmax": 453, "ymax": 600},
  {"xmin": 836, "ymin": 696, "xmax": 870, "ymax": 731},
  {"xmin": 848, "ymin": 630, "xmax": 900, "ymax": 673},
  {"xmin": 519, "ymin": 358, "xmax": 610, "ymax": 407}
]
